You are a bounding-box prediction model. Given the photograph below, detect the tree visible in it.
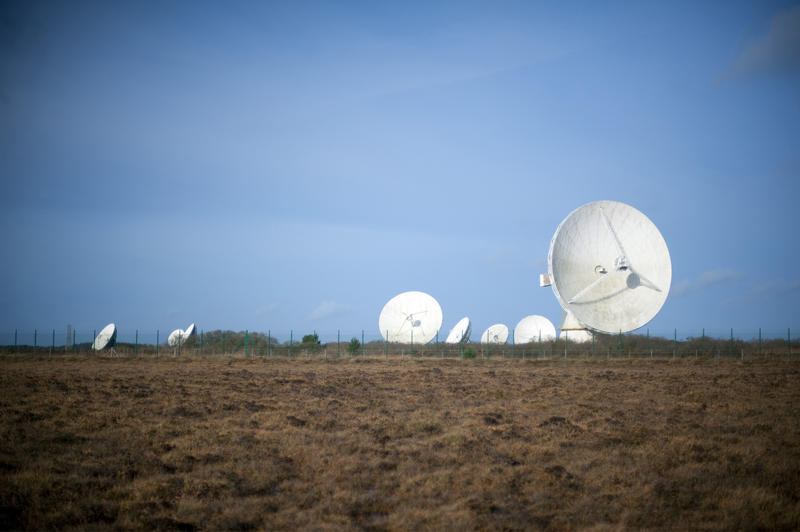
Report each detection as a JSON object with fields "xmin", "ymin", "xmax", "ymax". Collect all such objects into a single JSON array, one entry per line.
[{"xmin": 347, "ymin": 337, "xmax": 361, "ymax": 355}]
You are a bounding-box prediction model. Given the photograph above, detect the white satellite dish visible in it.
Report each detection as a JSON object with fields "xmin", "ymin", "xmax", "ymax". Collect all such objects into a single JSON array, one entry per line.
[
  {"xmin": 378, "ymin": 291, "xmax": 443, "ymax": 344},
  {"xmin": 560, "ymin": 329, "xmax": 593, "ymax": 343},
  {"xmin": 545, "ymin": 200, "xmax": 671, "ymax": 334},
  {"xmin": 184, "ymin": 323, "xmax": 196, "ymax": 338},
  {"xmin": 167, "ymin": 328, "xmax": 185, "ymax": 347},
  {"xmin": 480, "ymin": 324, "xmax": 508, "ymax": 344},
  {"xmin": 445, "ymin": 317, "xmax": 472, "ymax": 344},
  {"xmin": 92, "ymin": 323, "xmax": 117, "ymax": 350},
  {"xmin": 514, "ymin": 315, "xmax": 556, "ymax": 343}
]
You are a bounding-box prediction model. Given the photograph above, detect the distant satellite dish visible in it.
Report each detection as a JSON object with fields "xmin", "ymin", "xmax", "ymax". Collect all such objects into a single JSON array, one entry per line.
[
  {"xmin": 514, "ymin": 315, "xmax": 556, "ymax": 343},
  {"xmin": 167, "ymin": 328, "xmax": 185, "ymax": 347},
  {"xmin": 546, "ymin": 200, "xmax": 671, "ymax": 334},
  {"xmin": 92, "ymin": 323, "xmax": 117, "ymax": 350},
  {"xmin": 480, "ymin": 324, "xmax": 508, "ymax": 344},
  {"xmin": 378, "ymin": 291, "xmax": 442, "ymax": 344},
  {"xmin": 560, "ymin": 329, "xmax": 593, "ymax": 343},
  {"xmin": 445, "ymin": 317, "xmax": 472, "ymax": 344}
]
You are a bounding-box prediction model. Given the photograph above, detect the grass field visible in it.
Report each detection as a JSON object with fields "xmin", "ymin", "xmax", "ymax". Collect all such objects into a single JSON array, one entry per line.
[{"xmin": 1, "ymin": 355, "xmax": 799, "ymax": 530}]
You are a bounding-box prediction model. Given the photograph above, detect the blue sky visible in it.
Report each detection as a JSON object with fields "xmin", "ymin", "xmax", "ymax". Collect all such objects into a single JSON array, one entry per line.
[{"xmin": 1, "ymin": 1, "xmax": 799, "ymax": 342}]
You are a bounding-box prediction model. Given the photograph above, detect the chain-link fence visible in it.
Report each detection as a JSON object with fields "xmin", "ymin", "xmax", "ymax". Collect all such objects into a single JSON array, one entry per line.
[{"xmin": 0, "ymin": 327, "xmax": 795, "ymax": 360}]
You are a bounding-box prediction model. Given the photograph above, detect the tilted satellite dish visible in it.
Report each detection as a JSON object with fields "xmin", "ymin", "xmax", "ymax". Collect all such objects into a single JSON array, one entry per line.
[
  {"xmin": 445, "ymin": 317, "xmax": 472, "ymax": 344},
  {"xmin": 544, "ymin": 200, "xmax": 671, "ymax": 334},
  {"xmin": 480, "ymin": 324, "xmax": 508, "ymax": 344},
  {"xmin": 167, "ymin": 328, "xmax": 185, "ymax": 347},
  {"xmin": 378, "ymin": 291, "xmax": 442, "ymax": 344},
  {"xmin": 514, "ymin": 315, "xmax": 556, "ymax": 343},
  {"xmin": 92, "ymin": 323, "xmax": 117, "ymax": 350},
  {"xmin": 184, "ymin": 323, "xmax": 196, "ymax": 338},
  {"xmin": 560, "ymin": 329, "xmax": 593, "ymax": 343}
]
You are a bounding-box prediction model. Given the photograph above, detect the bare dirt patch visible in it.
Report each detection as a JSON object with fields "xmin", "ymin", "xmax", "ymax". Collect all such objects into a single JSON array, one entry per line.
[{"xmin": 1, "ymin": 356, "xmax": 799, "ymax": 530}]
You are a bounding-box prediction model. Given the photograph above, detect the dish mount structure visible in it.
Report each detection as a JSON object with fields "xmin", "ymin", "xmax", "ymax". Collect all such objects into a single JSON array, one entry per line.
[{"xmin": 541, "ymin": 200, "xmax": 671, "ymax": 335}]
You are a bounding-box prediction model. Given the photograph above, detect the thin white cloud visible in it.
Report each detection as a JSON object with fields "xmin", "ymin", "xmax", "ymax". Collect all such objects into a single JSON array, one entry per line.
[
  {"xmin": 727, "ymin": 4, "xmax": 800, "ymax": 79},
  {"xmin": 721, "ymin": 278, "xmax": 800, "ymax": 307},
  {"xmin": 309, "ymin": 300, "xmax": 352, "ymax": 321},
  {"xmin": 672, "ymin": 269, "xmax": 741, "ymax": 296}
]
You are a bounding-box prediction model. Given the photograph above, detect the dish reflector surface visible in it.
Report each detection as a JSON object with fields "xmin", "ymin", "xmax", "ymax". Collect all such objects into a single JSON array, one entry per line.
[
  {"xmin": 548, "ymin": 200, "xmax": 671, "ymax": 334},
  {"xmin": 184, "ymin": 323, "xmax": 196, "ymax": 338},
  {"xmin": 445, "ymin": 317, "xmax": 472, "ymax": 344},
  {"xmin": 167, "ymin": 329, "xmax": 185, "ymax": 347},
  {"xmin": 480, "ymin": 324, "xmax": 508, "ymax": 344},
  {"xmin": 514, "ymin": 315, "xmax": 556, "ymax": 343},
  {"xmin": 92, "ymin": 323, "xmax": 117, "ymax": 350},
  {"xmin": 378, "ymin": 291, "xmax": 442, "ymax": 344}
]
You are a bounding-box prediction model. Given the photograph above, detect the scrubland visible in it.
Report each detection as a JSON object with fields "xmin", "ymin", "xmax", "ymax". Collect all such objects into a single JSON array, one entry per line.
[{"xmin": 1, "ymin": 355, "xmax": 799, "ymax": 530}]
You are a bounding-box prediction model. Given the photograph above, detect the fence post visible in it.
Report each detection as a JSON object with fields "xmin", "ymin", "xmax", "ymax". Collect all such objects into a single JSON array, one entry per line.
[
  {"xmin": 72, "ymin": 330, "xmax": 76, "ymax": 353},
  {"xmin": 729, "ymin": 328, "xmax": 734, "ymax": 358},
  {"xmin": 411, "ymin": 329, "xmax": 414, "ymax": 355},
  {"xmin": 178, "ymin": 334, "xmax": 182, "ymax": 357},
  {"xmin": 135, "ymin": 329, "xmax": 138, "ymax": 356},
  {"xmin": 14, "ymin": 329, "xmax": 17, "ymax": 354},
  {"xmin": 564, "ymin": 331, "xmax": 568, "ymax": 359},
  {"xmin": 244, "ymin": 330, "xmax": 249, "ymax": 358},
  {"xmin": 789, "ymin": 328, "xmax": 792, "ymax": 359},
  {"xmin": 51, "ymin": 329, "xmax": 55, "ymax": 356},
  {"xmin": 759, "ymin": 327, "xmax": 762, "ymax": 357},
  {"xmin": 362, "ymin": 330, "xmax": 365, "ymax": 358},
  {"xmin": 701, "ymin": 328, "xmax": 705, "ymax": 357},
  {"xmin": 289, "ymin": 330, "xmax": 293, "ymax": 358},
  {"xmin": 617, "ymin": 330, "xmax": 622, "ymax": 358},
  {"xmin": 222, "ymin": 331, "xmax": 226, "ymax": 356},
  {"xmin": 337, "ymin": 329, "xmax": 340, "ymax": 358},
  {"xmin": 156, "ymin": 330, "xmax": 159, "ymax": 357},
  {"xmin": 268, "ymin": 330, "xmax": 271, "ymax": 357},
  {"xmin": 35, "ymin": 329, "xmax": 38, "ymax": 351},
  {"xmin": 200, "ymin": 330, "xmax": 204, "ymax": 356},
  {"xmin": 539, "ymin": 330, "xmax": 543, "ymax": 359},
  {"xmin": 385, "ymin": 330, "xmax": 388, "ymax": 359},
  {"xmin": 673, "ymin": 329, "xmax": 677, "ymax": 358},
  {"xmin": 436, "ymin": 331, "xmax": 439, "ymax": 358},
  {"xmin": 647, "ymin": 328, "xmax": 651, "ymax": 358},
  {"xmin": 510, "ymin": 331, "xmax": 514, "ymax": 359}
]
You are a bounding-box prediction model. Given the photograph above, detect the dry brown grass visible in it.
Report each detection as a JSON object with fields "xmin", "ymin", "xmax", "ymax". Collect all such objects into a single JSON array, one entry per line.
[{"xmin": 1, "ymin": 355, "xmax": 799, "ymax": 530}]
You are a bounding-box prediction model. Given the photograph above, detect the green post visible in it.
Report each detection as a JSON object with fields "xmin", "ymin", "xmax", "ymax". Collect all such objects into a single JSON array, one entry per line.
[
  {"xmin": 268, "ymin": 330, "xmax": 271, "ymax": 357},
  {"xmin": 411, "ymin": 329, "xmax": 414, "ymax": 355},
  {"xmin": 178, "ymin": 334, "xmax": 182, "ymax": 357},
  {"xmin": 789, "ymin": 328, "xmax": 792, "ymax": 359},
  {"xmin": 759, "ymin": 327, "xmax": 762, "ymax": 357},
  {"xmin": 51, "ymin": 329, "xmax": 55, "ymax": 356},
  {"xmin": 701, "ymin": 328, "xmax": 705, "ymax": 357},
  {"xmin": 460, "ymin": 342, "xmax": 464, "ymax": 358},
  {"xmin": 289, "ymin": 330, "xmax": 293, "ymax": 358},
  {"xmin": 436, "ymin": 331, "xmax": 439, "ymax": 358},
  {"xmin": 222, "ymin": 331, "xmax": 226, "ymax": 356},
  {"xmin": 539, "ymin": 330, "xmax": 543, "ymax": 359},
  {"xmin": 337, "ymin": 329, "xmax": 340, "ymax": 358},
  {"xmin": 591, "ymin": 330, "xmax": 595, "ymax": 358},
  {"xmin": 486, "ymin": 336, "xmax": 489, "ymax": 359},
  {"xmin": 362, "ymin": 330, "xmax": 365, "ymax": 358},
  {"xmin": 673, "ymin": 329, "xmax": 677, "ymax": 358},
  {"xmin": 564, "ymin": 330, "xmax": 568, "ymax": 359},
  {"xmin": 90, "ymin": 329, "xmax": 94, "ymax": 350},
  {"xmin": 34, "ymin": 328, "xmax": 38, "ymax": 351},
  {"xmin": 729, "ymin": 328, "xmax": 734, "ymax": 358},
  {"xmin": 244, "ymin": 330, "xmax": 249, "ymax": 357},
  {"xmin": 647, "ymin": 328, "xmax": 650, "ymax": 358},
  {"xmin": 72, "ymin": 330, "xmax": 76, "ymax": 353},
  {"xmin": 510, "ymin": 331, "xmax": 514, "ymax": 359},
  {"xmin": 200, "ymin": 330, "xmax": 203, "ymax": 356},
  {"xmin": 617, "ymin": 330, "xmax": 622, "ymax": 358},
  {"xmin": 135, "ymin": 329, "xmax": 138, "ymax": 356},
  {"xmin": 385, "ymin": 330, "xmax": 388, "ymax": 359},
  {"xmin": 156, "ymin": 329, "xmax": 159, "ymax": 357},
  {"xmin": 14, "ymin": 329, "xmax": 17, "ymax": 354}
]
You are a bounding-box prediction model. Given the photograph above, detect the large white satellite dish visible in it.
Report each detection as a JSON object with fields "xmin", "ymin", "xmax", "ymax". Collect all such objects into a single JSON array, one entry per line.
[
  {"xmin": 378, "ymin": 291, "xmax": 442, "ymax": 344},
  {"xmin": 92, "ymin": 323, "xmax": 117, "ymax": 350},
  {"xmin": 514, "ymin": 315, "xmax": 556, "ymax": 343},
  {"xmin": 445, "ymin": 317, "xmax": 472, "ymax": 344},
  {"xmin": 167, "ymin": 328, "xmax": 185, "ymax": 347},
  {"xmin": 480, "ymin": 324, "xmax": 508, "ymax": 344},
  {"xmin": 545, "ymin": 200, "xmax": 671, "ymax": 334}
]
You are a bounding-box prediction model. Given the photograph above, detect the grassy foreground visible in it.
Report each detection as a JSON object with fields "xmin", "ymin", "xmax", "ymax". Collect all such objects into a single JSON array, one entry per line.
[{"xmin": 1, "ymin": 356, "xmax": 799, "ymax": 530}]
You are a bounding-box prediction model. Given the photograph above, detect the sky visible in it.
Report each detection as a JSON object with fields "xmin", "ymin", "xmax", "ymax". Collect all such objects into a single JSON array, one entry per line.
[{"xmin": 1, "ymin": 1, "xmax": 799, "ymax": 343}]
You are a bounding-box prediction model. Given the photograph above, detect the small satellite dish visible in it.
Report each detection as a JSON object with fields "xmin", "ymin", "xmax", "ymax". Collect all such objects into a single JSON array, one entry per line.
[
  {"xmin": 445, "ymin": 317, "xmax": 472, "ymax": 344},
  {"xmin": 184, "ymin": 323, "xmax": 196, "ymax": 338},
  {"xmin": 480, "ymin": 324, "xmax": 508, "ymax": 344},
  {"xmin": 560, "ymin": 329, "xmax": 593, "ymax": 343},
  {"xmin": 92, "ymin": 323, "xmax": 117, "ymax": 350},
  {"xmin": 378, "ymin": 291, "xmax": 443, "ymax": 344},
  {"xmin": 167, "ymin": 328, "xmax": 185, "ymax": 347},
  {"xmin": 514, "ymin": 315, "xmax": 556, "ymax": 343},
  {"xmin": 546, "ymin": 200, "xmax": 671, "ymax": 334}
]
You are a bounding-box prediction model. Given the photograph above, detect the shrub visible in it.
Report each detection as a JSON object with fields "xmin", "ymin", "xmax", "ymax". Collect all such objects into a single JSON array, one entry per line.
[
  {"xmin": 462, "ymin": 346, "xmax": 477, "ymax": 359},
  {"xmin": 347, "ymin": 338, "xmax": 361, "ymax": 355}
]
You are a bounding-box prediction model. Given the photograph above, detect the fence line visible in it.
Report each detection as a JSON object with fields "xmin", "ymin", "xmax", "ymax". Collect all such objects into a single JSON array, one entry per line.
[{"xmin": 0, "ymin": 327, "xmax": 796, "ymax": 360}]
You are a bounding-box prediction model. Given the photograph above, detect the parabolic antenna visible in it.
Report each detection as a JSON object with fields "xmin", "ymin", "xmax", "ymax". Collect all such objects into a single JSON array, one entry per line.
[
  {"xmin": 445, "ymin": 317, "xmax": 472, "ymax": 343},
  {"xmin": 167, "ymin": 328, "xmax": 185, "ymax": 347},
  {"xmin": 547, "ymin": 200, "xmax": 671, "ymax": 334},
  {"xmin": 184, "ymin": 323, "xmax": 196, "ymax": 338},
  {"xmin": 378, "ymin": 291, "xmax": 443, "ymax": 344},
  {"xmin": 560, "ymin": 330, "xmax": 593, "ymax": 343},
  {"xmin": 514, "ymin": 315, "xmax": 556, "ymax": 343},
  {"xmin": 480, "ymin": 324, "xmax": 508, "ymax": 344},
  {"xmin": 92, "ymin": 323, "xmax": 117, "ymax": 350}
]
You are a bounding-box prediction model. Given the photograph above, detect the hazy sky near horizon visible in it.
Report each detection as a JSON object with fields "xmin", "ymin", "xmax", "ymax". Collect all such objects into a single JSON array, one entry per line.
[{"xmin": 2, "ymin": 1, "xmax": 799, "ymax": 342}]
